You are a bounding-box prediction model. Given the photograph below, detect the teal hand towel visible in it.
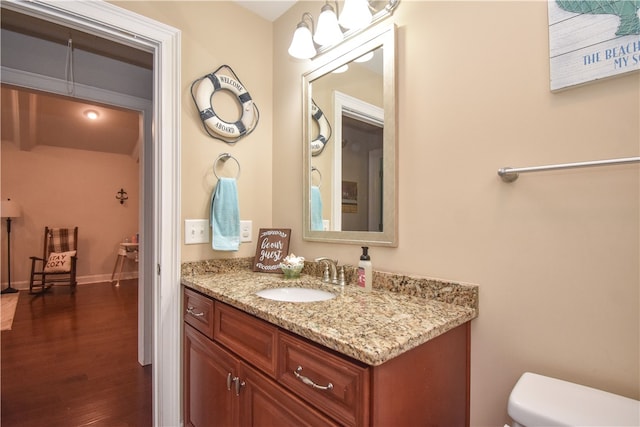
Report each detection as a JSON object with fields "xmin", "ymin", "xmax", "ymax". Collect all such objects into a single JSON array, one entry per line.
[
  {"xmin": 210, "ymin": 177, "xmax": 240, "ymax": 251},
  {"xmin": 311, "ymin": 185, "xmax": 323, "ymax": 231}
]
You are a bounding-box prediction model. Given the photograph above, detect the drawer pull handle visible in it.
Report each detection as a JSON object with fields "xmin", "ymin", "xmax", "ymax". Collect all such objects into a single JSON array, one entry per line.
[
  {"xmin": 186, "ymin": 306, "xmax": 204, "ymax": 317},
  {"xmin": 226, "ymin": 372, "xmax": 233, "ymax": 391},
  {"xmin": 294, "ymin": 366, "xmax": 333, "ymax": 391}
]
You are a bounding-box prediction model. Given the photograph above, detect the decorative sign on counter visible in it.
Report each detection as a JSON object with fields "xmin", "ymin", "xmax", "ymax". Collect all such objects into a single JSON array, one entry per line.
[
  {"xmin": 548, "ymin": 0, "xmax": 640, "ymax": 91},
  {"xmin": 253, "ymin": 228, "xmax": 291, "ymax": 273}
]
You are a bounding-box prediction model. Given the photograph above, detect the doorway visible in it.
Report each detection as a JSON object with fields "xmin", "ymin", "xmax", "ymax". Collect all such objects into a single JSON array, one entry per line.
[
  {"xmin": 0, "ymin": 81, "xmax": 148, "ymax": 354},
  {"xmin": 332, "ymin": 91, "xmax": 384, "ymax": 232},
  {"xmin": 0, "ymin": 2, "xmax": 182, "ymax": 425}
]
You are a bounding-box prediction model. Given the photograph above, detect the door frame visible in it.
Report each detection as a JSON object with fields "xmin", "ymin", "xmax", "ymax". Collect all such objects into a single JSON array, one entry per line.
[{"xmin": 1, "ymin": 1, "xmax": 183, "ymax": 425}]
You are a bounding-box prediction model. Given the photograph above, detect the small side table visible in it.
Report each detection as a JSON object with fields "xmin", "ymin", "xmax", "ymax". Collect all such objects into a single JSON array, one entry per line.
[{"xmin": 111, "ymin": 242, "xmax": 138, "ymax": 286}]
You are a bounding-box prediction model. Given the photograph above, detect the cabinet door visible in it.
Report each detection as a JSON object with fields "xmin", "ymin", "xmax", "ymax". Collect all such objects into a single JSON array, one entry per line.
[
  {"xmin": 184, "ymin": 324, "xmax": 238, "ymax": 427},
  {"xmin": 238, "ymin": 363, "xmax": 339, "ymax": 427}
]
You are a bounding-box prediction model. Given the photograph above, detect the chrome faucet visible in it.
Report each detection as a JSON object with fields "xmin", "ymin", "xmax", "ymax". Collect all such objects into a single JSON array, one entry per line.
[
  {"xmin": 315, "ymin": 257, "xmax": 337, "ymax": 283},
  {"xmin": 314, "ymin": 257, "xmax": 345, "ymax": 286}
]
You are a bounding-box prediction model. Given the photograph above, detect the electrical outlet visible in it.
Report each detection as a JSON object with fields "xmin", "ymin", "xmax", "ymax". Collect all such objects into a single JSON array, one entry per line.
[
  {"xmin": 240, "ymin": 220, "xmax": 252, "ymax": 243},
  {"xmin": 185, "ymin": 219, "xmax": 209, "ymax": 244}
]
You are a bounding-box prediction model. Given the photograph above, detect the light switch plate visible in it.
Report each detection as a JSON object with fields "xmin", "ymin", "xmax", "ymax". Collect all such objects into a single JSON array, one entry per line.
[
  {"xmin": 185, "ymin": 219, "xmax": 209, "ymax": 244},
  {"xmin": 240, "ymin": 220, "xmax": 252, "ymax": 243}
]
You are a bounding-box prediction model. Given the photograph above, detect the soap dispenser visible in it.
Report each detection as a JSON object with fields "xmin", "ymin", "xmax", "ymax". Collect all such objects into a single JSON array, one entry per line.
[{"xmin": 357, "ymin": 247, "xmax": 372, "ymax": 291}]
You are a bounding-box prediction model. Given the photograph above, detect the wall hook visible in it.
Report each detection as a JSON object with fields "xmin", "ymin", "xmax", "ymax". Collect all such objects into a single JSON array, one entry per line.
[{"xmin": 116, "ymin": 188, "xmax": 129, "ymax": 205}]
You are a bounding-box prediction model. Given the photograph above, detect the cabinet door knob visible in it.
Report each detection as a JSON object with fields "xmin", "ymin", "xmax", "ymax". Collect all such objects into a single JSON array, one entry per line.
[{"xmin": 294, "ymin": 366, "xmax": 333, "ymax": 391}]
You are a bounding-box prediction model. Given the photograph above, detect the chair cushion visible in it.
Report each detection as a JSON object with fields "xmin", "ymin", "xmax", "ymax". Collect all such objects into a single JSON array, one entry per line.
[
  {"xmin": 47, "ymin": 228, "xmax": 76, "ymax": 253},
  {"xmin": 44, "ymin": 251, "xmax": 77, "ymax": 273}
]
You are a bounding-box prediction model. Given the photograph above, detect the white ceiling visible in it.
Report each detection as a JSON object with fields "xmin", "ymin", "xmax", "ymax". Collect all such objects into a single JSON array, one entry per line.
[
  {"xmin": 232, "ymin": 1, "xmax": 297, "ymax": 21},
  {"xmin": 1, "ymin": 85, "xmax": 141, "ymax": 157}
]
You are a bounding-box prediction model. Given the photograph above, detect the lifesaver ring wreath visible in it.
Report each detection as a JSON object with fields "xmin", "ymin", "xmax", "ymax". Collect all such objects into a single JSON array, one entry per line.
[
  {"xmin": 191, "ymin": 65, "xmax": 259, "ymax": 143},
  {"xmin": 311, "ymin": 100, "xmax": 331, "ymax": 156}
]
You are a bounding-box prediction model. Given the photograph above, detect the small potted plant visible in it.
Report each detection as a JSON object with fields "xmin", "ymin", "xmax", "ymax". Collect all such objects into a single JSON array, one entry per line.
[{"xmin": 279, "ymin": 254, "xmax": 305, "ymax": 279}]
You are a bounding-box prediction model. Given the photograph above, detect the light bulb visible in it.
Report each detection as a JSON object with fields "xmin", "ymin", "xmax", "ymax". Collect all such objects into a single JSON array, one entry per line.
[
  {"xmin": 288, "ymin": 22, "xmax": 316, "ymax": 59},
  {"xmin": 313, "ymin": 3, "xmax": 343, "ymax": 47},
  {"xmin": 84, "ymin": 110, "xmax": 99, "ymax": 120},
  {"xmin": 339, "ymin": 0, "xmax": 372, "ymax": 30}
]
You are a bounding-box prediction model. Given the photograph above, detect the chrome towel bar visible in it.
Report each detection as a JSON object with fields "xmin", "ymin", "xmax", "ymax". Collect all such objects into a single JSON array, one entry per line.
[{"xmin": 498, "ymin": 156, "xmax": 640, "ymax": 183}]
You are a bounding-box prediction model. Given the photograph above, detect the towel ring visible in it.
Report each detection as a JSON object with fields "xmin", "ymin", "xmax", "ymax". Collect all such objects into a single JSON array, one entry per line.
[
  {"xmin": 214, "ymin": 153, "xmax": 241, "ymax": 180},
  {"xmin": 311, "ymin": 166, "xmax": 322, "ymax": 188}
]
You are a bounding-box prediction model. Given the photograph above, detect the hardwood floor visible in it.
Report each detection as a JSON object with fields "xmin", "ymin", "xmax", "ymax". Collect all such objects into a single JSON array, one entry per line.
[{"xmin": 1, "ymin": 280, "xmax": 152, "ymax": 427}]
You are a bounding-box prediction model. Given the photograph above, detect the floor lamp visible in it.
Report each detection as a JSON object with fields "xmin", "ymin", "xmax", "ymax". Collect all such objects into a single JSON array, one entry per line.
[{"xmin": 1, "ymin": 199, "xmax": 22, "ymax": 294}]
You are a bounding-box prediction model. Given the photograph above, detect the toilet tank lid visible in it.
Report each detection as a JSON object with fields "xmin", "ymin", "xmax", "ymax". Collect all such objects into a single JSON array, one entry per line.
[{"xmin": 508, "ymin": 372, "xmax": 640, "ymax": 427}]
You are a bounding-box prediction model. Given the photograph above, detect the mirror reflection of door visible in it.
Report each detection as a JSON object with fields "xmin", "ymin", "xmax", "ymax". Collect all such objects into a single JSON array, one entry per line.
[
  {"xmin": 333, "ymin": 91, "xmax": 384, "ymax": 232},
  {"xmin": 342, "ymin": 116, "xmax": 383, "ymax": 231}
]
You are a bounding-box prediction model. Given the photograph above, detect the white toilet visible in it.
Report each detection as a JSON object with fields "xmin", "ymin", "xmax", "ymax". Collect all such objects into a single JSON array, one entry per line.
[{"xmin": 508, "ymin": 372, "xmax": 640, "ymax": 427}]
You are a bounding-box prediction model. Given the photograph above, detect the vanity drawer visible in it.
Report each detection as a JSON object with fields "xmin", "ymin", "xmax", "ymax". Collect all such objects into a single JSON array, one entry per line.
[
  {"xmin": 214, "ymin": 302, "xmax": 278, "ymax": 377},
  {"xmin": 183, "ymin": 288, "xmax": 215, "ymax": 339},
  {"xmin": 277, "ymin": 332, "xmax": 370, "ymax": 427}
]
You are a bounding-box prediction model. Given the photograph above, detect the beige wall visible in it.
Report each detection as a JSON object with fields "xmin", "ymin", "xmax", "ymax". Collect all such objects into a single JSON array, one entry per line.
[
  {"xmin": 113, "ymin": 1, "xmax": 274, "ymax": 262},
  {"xmin": 1, "ymin": 143, "xmax": 139, "ymax": 284},
  {"xmin": 99, "ymin": 1, "xmax": 639, "ymax": 425},
  {"xmin": 274, "ymin": 1, "xmax": 639, "ymax": 426}
]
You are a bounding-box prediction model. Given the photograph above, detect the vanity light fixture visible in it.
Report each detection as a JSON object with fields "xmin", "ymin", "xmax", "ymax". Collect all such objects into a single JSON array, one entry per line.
[
  {"xmin": 288, "ymin": 12, "xmax": 317, "ymax": 59},
  {"xmin": 84, "ymin": 109, "xmax": 99, "ymax": 120},
  {"xmin": 313, "ymin": 2, "xmax": 343, "ymax": 47},
  {"xmin": 288, "ymin": 0, "xmax": 399, "ymax": 60}
]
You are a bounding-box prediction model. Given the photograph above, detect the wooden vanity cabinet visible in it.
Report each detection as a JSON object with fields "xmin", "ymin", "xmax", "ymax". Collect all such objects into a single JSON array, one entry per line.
[
  {"xmin": 183, "ymin": 287, "xmax": 470, "ymax": 427},
  {"xmin": 277, "ymin": 324, "xmax": 470, "ymax": 427},
  {"xmin": 185, "ymin": 323, "xmax": 334, "ymax": 427},
  {"xmin": 184, "ymin": 290, "xmax": 336, "ymax": 427}
]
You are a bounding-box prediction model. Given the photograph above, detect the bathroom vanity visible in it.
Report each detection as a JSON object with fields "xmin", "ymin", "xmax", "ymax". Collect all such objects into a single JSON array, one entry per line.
[{"xmin": 182, "ymin": 262, "xmax": 478, "ymax": 426}]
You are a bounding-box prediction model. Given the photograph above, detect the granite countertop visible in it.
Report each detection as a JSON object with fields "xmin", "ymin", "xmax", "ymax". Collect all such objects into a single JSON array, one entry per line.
[{"xmin": 181, "ymin": 259, "xmax": 479, "ymax": 366}]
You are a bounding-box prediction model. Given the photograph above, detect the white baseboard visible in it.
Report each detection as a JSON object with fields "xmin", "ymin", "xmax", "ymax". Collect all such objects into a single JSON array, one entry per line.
[{"xmin": 2, "ymin": 273, "xmax": 139, "ymax": 291}]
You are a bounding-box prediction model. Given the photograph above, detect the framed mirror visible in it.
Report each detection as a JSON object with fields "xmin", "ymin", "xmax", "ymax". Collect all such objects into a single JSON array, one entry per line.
[{"xmin": 303, "ymin": 23, "xmax": 397, "ymax": 246}]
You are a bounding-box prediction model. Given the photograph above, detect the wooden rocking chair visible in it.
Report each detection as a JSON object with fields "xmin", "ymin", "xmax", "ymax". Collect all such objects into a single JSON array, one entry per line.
[{"xmin": 29, "ymin": 227, "xmax": 78, "ymax": 294}]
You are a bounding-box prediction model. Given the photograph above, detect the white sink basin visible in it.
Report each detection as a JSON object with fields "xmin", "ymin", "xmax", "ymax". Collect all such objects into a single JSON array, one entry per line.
[{"xmin": 256, "ymin": 287, "xmax": 335, "ymax": 303}]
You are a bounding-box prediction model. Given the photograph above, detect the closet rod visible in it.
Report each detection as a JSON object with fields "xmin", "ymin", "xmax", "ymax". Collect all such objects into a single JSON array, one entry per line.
[{"xmin": 498, "ymin": 156, "xmax": 640, "ymax": 183}]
